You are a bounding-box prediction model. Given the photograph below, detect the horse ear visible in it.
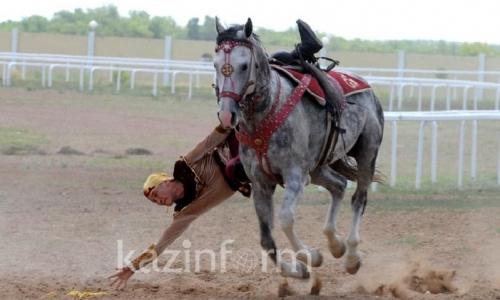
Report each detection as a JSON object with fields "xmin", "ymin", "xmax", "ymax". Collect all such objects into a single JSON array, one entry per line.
[
  {"xmin": 215, "ymin": 16, "xmax": 225, "ymax": 34},
  {"xmin": 244, "ymin": 18, "xmax": 253, "ymax": 38}
]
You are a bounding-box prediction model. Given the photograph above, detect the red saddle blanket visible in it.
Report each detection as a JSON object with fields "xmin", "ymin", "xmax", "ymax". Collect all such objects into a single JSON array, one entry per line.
[{"xmin": 271, "ymin": 65, "xmax": 371, "ymax": 106}]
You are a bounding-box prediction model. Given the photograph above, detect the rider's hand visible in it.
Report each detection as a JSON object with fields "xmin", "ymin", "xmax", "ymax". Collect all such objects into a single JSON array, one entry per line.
[{"xmin": 108, "ymin": 267, "xmax": 134, "ymax": 290}]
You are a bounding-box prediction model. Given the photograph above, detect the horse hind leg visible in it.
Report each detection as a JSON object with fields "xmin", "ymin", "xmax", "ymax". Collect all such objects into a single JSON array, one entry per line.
[
  {"xmin": 345, "ymin": 188, "xmax": 365, "ymax": 275},
  {"xmin": 310, "ymin": 166, "xmax": 347, "ymax": 259},
  {"xmin": 345, "ymin": 143, "xmax": 380, "ymax": 275}
]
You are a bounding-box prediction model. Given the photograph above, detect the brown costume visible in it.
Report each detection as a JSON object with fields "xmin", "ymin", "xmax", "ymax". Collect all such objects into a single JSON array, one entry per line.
[{"xmin": 130, "ymin": 125, "xmax": 250, "ymax": 270}]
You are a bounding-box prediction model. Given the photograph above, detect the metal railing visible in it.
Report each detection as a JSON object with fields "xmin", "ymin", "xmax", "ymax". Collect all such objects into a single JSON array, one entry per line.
[
  {"xmin": 1, "ymin": 52, "xmax": 499, "ymax": 190},
  {"xmin": 2, "ymin": 52, "xmax": 500, "ymax": 110},
  {"xmin": 385, "ymin": 110, "xmax": 500, "ymax": 189},
  {"xmin": 3, "ymin": 60, "xmax": 500, "ymax": 111}
]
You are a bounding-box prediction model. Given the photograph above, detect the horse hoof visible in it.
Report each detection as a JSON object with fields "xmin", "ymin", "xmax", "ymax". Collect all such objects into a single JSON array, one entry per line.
[
  {"xmin": 346, "ymin": 260, "xmax": 361, "ymax": 274},
  {"xmin": 309, "ymin": 274, "xmax": 322, "ymax": 295},
  {"xmin": 280, "ymin": 261, "xmax": 310, "ymax": 279},
  {"xmin": 329, "ymin": 241, "xmax": 346, "ymax": 259},
  {"xmin": 297, "ymin": 249, "xmax": 323, "ymax": 267},
  {"xmin": 278, "ymin": 280, "xmax": 294, "ymax": 297},
  {"xmin": 297, "ymin": 262, "xmax": 311, "ymax": 279}
]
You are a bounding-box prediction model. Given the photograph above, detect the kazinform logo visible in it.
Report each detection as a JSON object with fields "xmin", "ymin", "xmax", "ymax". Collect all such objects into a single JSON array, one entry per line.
[{"xmin": 116, "ymin": 239, "xmax": 314, "ymax": 274}]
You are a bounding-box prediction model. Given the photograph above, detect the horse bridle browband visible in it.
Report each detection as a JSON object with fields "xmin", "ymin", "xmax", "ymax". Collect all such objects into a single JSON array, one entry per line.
[{"xmin": 214, "ymin": 40, "xmax": 256, "ymax": 103}]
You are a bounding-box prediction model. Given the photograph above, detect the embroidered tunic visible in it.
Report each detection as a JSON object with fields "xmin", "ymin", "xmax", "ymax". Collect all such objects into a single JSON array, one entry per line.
[{"xmin": 153, "ymin": 125, "xmax": 248, "ymax": 258}]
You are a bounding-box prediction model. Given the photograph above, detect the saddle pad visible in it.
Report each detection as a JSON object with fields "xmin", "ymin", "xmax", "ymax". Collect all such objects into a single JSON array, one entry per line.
[{"xmin": 271, "ymin": 65, "xmax": 372, "ymax": 106}]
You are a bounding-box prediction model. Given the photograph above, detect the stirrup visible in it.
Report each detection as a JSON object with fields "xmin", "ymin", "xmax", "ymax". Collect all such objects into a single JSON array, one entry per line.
[
  {"xmin": 318, "ymin": 57, "xmax": 340, "ymax": 72},
  {"xmin": 294, "ymin": 43, "xmax": 320, "ymax": 64}
]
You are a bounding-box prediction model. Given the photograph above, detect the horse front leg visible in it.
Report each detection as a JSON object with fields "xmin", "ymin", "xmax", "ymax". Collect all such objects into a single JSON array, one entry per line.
[
  {"xmin": 252, "ymin": 182, "xmax": 279, "ymax": 263},
  {"xmin": 253, "ymin": 182, "xmax": 308, "ymax": 276},
  {"xmin": 279, "ymin": 170, "xmax": 323, "ymax": 275}
]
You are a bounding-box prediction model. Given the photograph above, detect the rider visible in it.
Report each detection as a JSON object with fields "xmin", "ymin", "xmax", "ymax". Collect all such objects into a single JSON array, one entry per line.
[
  {"xmin": 108, "ymin": 19, "xmax": 325, "ymax": 290},
  {"xmin": 109, "ymin": 124, "xmax": 250, "ymax": 289}
]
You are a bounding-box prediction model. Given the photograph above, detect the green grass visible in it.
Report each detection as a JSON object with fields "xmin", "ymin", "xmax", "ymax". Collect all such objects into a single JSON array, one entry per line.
[
  {"xmin": 86, "ymin": 155, "xmax": 167, "ymax": 170},
  {"xmin": 10, "ymin": 71, "xmax": 216, "ymax": 100},
  {"xmin": 376, "ymin": 176, "xmax": 500, "ymax": 195},
  {"xmin": 0, "ymin": 126, "xmax": 49, "ymax": 155},
  {"xmin": 1, "ymin": 85, "xmax": 498, "ymax": 210},
  {"xmin": 370, "ymin": 188, "xmax": 500, "ymax": 211},
  {"xmin": 96, "ymin": 176, "xmax": 147, "ymax": 191},
  {"xmin": 298, "ymin": 183, "xmax": 500, "ymax": 212},
  {"xmin": 388, "ymin": 234, "xmax": 418, "ymax": 247}
]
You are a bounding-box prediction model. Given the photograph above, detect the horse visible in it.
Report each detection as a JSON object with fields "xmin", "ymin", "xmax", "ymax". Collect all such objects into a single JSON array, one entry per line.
[{"xmin": 213, "ymin": 18, "xmax": 384, "ymax": 292}]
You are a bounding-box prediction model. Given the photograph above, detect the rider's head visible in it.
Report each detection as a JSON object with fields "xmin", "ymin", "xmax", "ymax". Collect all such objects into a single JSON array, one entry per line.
[{"xmin": 143, "ymin": 172, "xmax": 184, "ymax": 206}]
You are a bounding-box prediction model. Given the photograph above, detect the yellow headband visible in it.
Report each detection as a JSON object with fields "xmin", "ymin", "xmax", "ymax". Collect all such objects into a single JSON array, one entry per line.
[{"xmin": 143, "ymin": 172, "xmax": 172, "ymax": 197}]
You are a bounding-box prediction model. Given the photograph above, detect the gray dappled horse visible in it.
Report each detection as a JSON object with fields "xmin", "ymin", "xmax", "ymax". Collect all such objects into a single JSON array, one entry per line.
[{"xmin": 214, "ymin": 18, "xmax": 384, "ymax": 285}]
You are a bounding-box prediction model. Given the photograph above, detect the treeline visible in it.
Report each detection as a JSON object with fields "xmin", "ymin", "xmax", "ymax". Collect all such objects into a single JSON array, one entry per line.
[{"xmin": 1, "ymin": 5, "xmax": 499, "ymax": 56}]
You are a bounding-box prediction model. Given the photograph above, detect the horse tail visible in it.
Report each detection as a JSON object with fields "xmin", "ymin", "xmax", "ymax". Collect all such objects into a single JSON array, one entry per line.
[{"xmin": 330, "ymin": 158, "xmax": 385, "ymax": 184}]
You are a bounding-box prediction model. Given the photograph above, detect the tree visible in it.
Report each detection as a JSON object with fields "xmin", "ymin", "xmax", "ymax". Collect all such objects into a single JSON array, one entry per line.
[
  {"xmin": 186, "ymin": 18, "xmax": 199, "ymax": 40},
  {"xmin": 149, "ymin": 16, "xmax": 183, "ymax": 38},
  {"xmin": 199, "ymin": 16, "xmax": 216, "ymax": 40},
  {"xmin": 1, "ymin": 6, "xmax": 499, "ymax": 56},
  {"xmin": 126, "ymin": 10, "xmax": 152, "ymax": 37},
  {"xmin": 459, "ymin": 42, "xmax": 496, "ymax": 56},
  {"xmin": 20, "ymin": 16, "xmax": 49, "ymax": 32}
]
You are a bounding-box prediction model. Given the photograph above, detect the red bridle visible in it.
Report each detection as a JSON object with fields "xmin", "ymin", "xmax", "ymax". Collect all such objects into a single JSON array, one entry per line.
[
  {"xmin": 215, "ymin": 40, "xmax": 312, "ymax": 182},
  {"xmin": 215, "ymin": 40, "xmax": 255, "ymax": 102}
]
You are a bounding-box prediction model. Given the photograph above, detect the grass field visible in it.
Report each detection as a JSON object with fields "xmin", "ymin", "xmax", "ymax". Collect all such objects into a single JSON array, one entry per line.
[{"xmin": 3, "ymin": 81, "xmax": 499, "ymax": 189}]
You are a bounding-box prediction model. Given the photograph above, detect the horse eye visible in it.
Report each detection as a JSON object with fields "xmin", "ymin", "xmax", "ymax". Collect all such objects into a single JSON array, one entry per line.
[{"xmin": 241, "ymin": 63, "xmax": 248, "ymax": 71}]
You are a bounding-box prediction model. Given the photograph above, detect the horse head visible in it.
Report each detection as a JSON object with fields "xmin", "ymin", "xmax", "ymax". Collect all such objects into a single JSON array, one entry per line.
[{"xmin": 214, "ymin": 17, "xmax": 269, "ymax": 129}]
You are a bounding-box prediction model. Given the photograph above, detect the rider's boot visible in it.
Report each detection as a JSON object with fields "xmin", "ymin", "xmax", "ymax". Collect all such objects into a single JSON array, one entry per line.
[
  {"xmin": 291, "ymin": 19, "xmax": 323, "ymax": 63},
  {"xmin": 270, "ymin": 19, "xmax": 323, "ymax": 65}
]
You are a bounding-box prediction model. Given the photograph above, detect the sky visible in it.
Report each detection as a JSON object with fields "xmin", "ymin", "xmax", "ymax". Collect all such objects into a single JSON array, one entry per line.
[{"xmin": 1, "ymin": 0, "xmax": 499, "ymax": 44}]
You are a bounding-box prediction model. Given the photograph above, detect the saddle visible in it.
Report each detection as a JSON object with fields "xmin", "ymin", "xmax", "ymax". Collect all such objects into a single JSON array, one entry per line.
[
  {"xmin": 270, "ymin": 64, "xmax": 372, "ymax": 106},
  {"xmin": 270, "ymin": 62, "xmax": 372, "ymax": 167}
]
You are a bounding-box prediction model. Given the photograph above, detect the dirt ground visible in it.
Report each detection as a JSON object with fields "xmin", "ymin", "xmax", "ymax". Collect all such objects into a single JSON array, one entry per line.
[{"xmin": 1, "ymin": 88, "xmax": 500, "ymax": 299}]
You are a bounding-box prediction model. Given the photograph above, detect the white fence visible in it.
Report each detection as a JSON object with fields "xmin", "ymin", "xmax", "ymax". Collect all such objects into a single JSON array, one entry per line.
[
  {"xmin": 385, "ymin": 110, "xmax": 500, "ymax": 189},
  {"xmin": 2, "ymin": 52, "xmax": 500, "ymax": 111},
  {"xmin": 0, "ymin": 52, "xmax": 216, "ymax": 99},
  {"xmin": 367, "ymin": 76, "xmax": 500, "ymax": 111},
  {"xmin": 1, "ymin": 52, "xmax": 499, "ymax": 190}
]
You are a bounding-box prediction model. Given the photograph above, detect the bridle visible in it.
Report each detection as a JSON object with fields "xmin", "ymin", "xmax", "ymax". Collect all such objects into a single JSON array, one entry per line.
[
  {"xmin": 214, "ymin": 38, "xmax": 312, "ymax": 184},
  {"xmin": 214, "ymin": 40, "xmax": 257, "ymax": 103}
]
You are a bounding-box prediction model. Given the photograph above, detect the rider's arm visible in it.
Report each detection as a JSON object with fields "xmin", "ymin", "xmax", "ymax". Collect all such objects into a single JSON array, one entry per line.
[
  {"xmin": 183, "ymin": 125, "xmax": 231, "ymax": 165},
  {"xmin": 127, "ymin": 213, "xmax": 198, "ymax": 272},
  {"xmin": 154, "ymin": 213, "xmax": 197, "ymax": 256}
]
